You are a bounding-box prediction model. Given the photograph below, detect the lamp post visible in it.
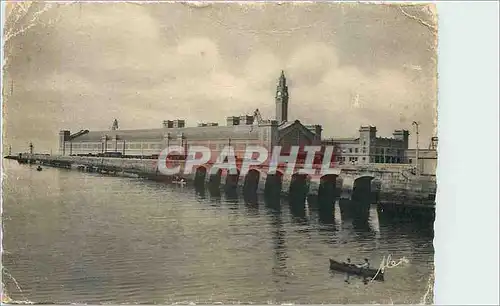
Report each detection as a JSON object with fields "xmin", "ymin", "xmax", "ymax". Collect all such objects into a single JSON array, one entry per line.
[{"xmin": 412, "ymin": 121, "xmax": 420, "ymax": 176}]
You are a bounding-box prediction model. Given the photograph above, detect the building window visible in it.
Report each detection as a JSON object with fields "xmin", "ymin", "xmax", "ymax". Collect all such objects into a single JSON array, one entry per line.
[
  {"xmin": 363, "ymin": 147, "xmax": 366, "ymax": 153},
  {"xmin": 355, "ymin": 148, "xmax": 359, "ymax": 153},
  {"xmin": 363, "ymin": 141, "xmax": 366, "ymax": 145},
  {"xmin": 409, "ymin": 159, "xmax": 413, "ymax": 163},
  {"xmin": 349, "ymin": 148, "xmax": 353, "ymax": 153},
  {"xmin": 362, "ymin": 157, "xmax": 366, "ymax": 161}
]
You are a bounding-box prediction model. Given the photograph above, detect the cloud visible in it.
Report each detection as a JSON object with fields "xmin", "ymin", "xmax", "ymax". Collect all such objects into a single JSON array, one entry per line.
[
  {"xmin": 3, "ymin": 3, "xmax": 437, "ymax": 152},
  {"xmin": 286, "ymin": 43, "xmax": 340, "ymax": 86}
]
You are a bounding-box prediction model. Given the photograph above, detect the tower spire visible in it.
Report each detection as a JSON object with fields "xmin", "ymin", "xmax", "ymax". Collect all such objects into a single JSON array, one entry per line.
[
  {"xmin": 111, "ymin": 119, "xmax": 119, "ymax": 131},
  {"xmin": 275, "ymin": 70, "xmax": 289, "ymax": 123},
  {"xmin": 279, "ymin": 70, "xmax": 286, "ymax": 86}
]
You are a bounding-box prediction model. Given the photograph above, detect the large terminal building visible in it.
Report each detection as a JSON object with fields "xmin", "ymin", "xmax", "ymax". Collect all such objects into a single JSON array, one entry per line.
[{"xmin": 58, "ymin": 71, "xmax": 323, "ymax": 159}]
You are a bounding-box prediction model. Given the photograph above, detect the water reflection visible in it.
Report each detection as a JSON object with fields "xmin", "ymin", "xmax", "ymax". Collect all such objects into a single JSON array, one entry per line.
[
  {"xmin": 377, "ymin": 211, "xmax": 434, "ymax": 241},
  {"xmin": 194, "ymin": 183, "xmax": 206, "ymax": 200},
  {"xmin": 315, "ymin": 195, "xmax": 336, "ymax": 226},
  {"xmin": 306, "ymin": 194, "xmax": 319, "ymax": 210},
  {"xmin": 289, "ymin": 199, "xmax": 307, "ymax": 225},
  {"xmin": 243, "ymin": 191, "xmax": 258, "ymax": 205},
  {"xmin": 264, "ymin": 194, "xmax": 289, "ymax": 289},
  {"xmin": 3, "ymin": 162, "xmax": 436, "ymax": 303},
  {"xmin": 351, "ymin": 218, "xmax": 377, "ymax": 241},
  {"xmin": 191, "ymin": 182, "xmax": 432, "ymax": 245},
  {"xmin": 377, "ymin": 203, "xmax": 435, "ymax": 228},
  {"xmin": 224, "ymin": 188, "xmax": 239, "ymax": 210},
  {"xmin": 264, "ymin": 193, "xmax": 282, "ymax": 213},
  {"xmin": 243, "ymin": 191, "xmax": 260, "ymax": 216},
  {"xmin": 208, "ymin": 184, "xmax": 221, "ymax": 205}
]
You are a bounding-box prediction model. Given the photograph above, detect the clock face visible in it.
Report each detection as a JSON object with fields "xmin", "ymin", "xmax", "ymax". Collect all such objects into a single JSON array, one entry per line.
[{"xmin": 277, "ymin": 91, "xmax": 282, "ymax": 96}]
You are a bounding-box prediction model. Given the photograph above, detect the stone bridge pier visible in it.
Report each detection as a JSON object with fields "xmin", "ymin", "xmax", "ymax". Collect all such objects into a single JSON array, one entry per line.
[
  {"xmin": 190, "ymin": 164, "xmax": 346, "ymax": 222},
  {"xmin": 338, "ymin": 174, "xmax": 381, "ymax": 222},
  {"xmin": 21, "ymin": 155, "xmax": 435, "ymax": 224}
]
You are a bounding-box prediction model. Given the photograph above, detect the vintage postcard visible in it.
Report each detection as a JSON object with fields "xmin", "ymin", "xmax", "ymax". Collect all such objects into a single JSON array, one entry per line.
[{"xmin": 2, "ymin": 1, "xmax": 437, "ymax": 304}]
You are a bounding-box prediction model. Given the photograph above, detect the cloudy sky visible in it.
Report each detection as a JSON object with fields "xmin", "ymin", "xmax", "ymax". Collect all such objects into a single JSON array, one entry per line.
[{"xmin": 3, "ymin": 2, "xmax": 437, "ymax": 153}]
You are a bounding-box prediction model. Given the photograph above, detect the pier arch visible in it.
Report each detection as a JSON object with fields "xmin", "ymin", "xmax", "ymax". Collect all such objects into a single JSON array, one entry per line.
[
  {"xmin": 264, "ymin": 170, "xmax": 284, "ymax": 199},
  {"xmin": 225, "ymin": 169, "xmax": 240, "ymax": 190},
  {"xmin": 208, "ymin": 168, "xmax": 223, "ymax": 188},
  {"xmin": 194, "ymin": 166, "xmax": 208, "ymax": 186},
  {"xmin": 243, "ymin": 169, "xmax": 261, "ymax": 194},
  {"xmin": 289, "ymin": 173, "xmax": 310, "ymax": 205},
  {"xmin": 318, "ymin": 174, "xmax": 338, "ymax": 207},
  {"xmin": 353, "ymin": 175, "xmax": 375, "ymax": 203}
]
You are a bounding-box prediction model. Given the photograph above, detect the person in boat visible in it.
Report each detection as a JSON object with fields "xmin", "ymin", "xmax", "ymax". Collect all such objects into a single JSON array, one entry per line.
[
  {"xmin": 357, "ymin": 258, "xmax": 370, "ymax": 283},
  {"xmin": 344, "ymin": 258, "xmax": 352, "ymax": 283},
  {"xmin": 356, "ymin": 258, "xmax": 370, "ymax": 269},
  {"xmin": 363, "ymin": 258, "xmax": 370, "ymax": 268}
]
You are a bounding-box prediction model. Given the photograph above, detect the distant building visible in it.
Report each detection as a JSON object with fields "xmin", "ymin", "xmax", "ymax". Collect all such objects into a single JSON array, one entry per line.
[
  {"xmin": 322, "ymin": 126, "xmax": 409, "ymax": 165},
  {"xmin": 58, "ymin": 71, "xmax": 322, "ymax": 159},
  {"xmin": 405, "ymin": 148, "xmax": 437, "ymax": 176}
]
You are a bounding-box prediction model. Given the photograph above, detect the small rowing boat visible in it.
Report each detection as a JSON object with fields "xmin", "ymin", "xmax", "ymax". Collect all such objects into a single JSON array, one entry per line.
[
  {"xmin": 329, "ymin": 259, "xmax": 384, "ymax": 281},
  {"xmin": 172, "ymin": 178, "xmax": 187, "ymax": 187}
]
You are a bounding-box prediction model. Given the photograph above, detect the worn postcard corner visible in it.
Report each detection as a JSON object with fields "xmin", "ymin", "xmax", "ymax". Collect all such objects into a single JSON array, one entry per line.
[{"xmin": 2, "ymin": 1, "xmax": 437, "ymax": 305}]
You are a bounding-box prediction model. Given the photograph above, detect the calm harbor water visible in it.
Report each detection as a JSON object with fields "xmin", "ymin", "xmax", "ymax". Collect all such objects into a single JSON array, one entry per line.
[{"xmin": 2, "ymin": 160, "xmax": 434, "ymax": 304}]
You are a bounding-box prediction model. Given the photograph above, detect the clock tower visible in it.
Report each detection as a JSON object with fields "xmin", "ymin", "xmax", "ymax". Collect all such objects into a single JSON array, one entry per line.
[{"xmin": 275, "ymin": 70, "xmax": 289, "ymax": 123}]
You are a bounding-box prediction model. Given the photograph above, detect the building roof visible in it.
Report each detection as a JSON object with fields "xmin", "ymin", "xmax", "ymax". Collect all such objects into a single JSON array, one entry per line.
[
  {"xmin": 278, "ymin": 121, "xmax": 296, "ymax": 130},
  {"xmin": 278, "ymin": 120, "xmax": 320, "ymax": 135},
  {"xmin": 72, "ymin": 125, "xmax": 262, "ymax": 142},
  {"xmin": 277, "ymin": 120, "xmax": 317, "ymax": 140},
  {"xmin": 322, "ymin": 137, "xmax": 359, "ymax": 144}
]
